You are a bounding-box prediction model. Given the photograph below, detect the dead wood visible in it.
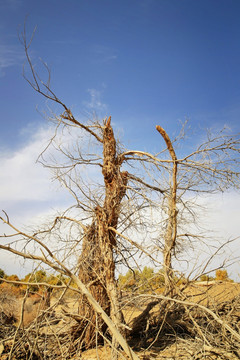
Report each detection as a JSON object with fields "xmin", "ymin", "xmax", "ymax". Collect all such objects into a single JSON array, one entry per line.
[
  {"xmin": 2, "ymin": 25, "xmax": 240, "ymax": 359},
  {"xmin": 126, "ymin": 291, "xmax": 240, "ymax": 357},
  {"xmin": 1, "ymin": 289, "xmax": 240, "ymax": 359},
  {"xmin": 75, "ymin": 117, "xmax": 128, "ymax": 350},
  {"xmin": 129, "ymin": 300, "xmax": 159, "ymax": 338}
]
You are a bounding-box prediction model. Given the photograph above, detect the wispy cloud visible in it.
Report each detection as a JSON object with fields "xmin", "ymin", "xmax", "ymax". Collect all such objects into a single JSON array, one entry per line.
[
  {"xmin": 0, "ymin": 126, "xmax": 57, "ymax": 202},
  {"xmin": 83, "ymin": 88, "xmax": 108, "ymax": 114},
  {"xmin": 0, "ymin": 44, "xmax": 24, "ymax": 77},
  {"xmin": 0, "ymin": 124, "xmax": 71, "ymax": 274},
  {"xmin": 1, "ymin": 122, "xmax": 239, "ymax": 279},
  {"xmin": 90, "ymin": 44, "xmax": 118, "ymax": 64},
  {"xmin": 0, "ymin": 122, "xmax": 102, "ymax": 275}
]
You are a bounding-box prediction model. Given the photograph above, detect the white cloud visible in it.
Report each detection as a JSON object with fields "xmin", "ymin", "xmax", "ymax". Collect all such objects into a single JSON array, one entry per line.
[
  {"xmin": 0, "ymin": 124, "xmax": 73, "ymax": 275},
  {"xmin": 84, "ymin": 88, "xmax": 107, "ymax": 114},
  {"xmin": 0, "ymin": 122, "xmax": 102, "ymax": 276},
  {"xmin": 205, "ymin": 193, "xmax": 240, "ymax": 239},
  {"xmin": 0, "ymin": 126, "xmax": 55, "ymax": 202},
  {"xmin": 0, "ymin": 123, "xmax": 240, "ymax": 280},
  {"xmin": 0, "ymin": 44, "xmax": 24, "ymax": 77},
  {"xmin": 174, "ymin": 192, "xmax": 240, "ymax": 280},
  {"xmin": 0, "ymin": 123, "xmax": 74, "ymax": 233}
]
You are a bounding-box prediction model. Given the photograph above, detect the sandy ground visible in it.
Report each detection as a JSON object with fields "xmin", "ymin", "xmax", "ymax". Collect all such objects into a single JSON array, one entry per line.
[
  {"xmin": 67, "ymin": 281, "xmax": 240, "ymax": 359},
  {"xmin": 1, "ymin": 281, "xmax": 240, "ymax": 359},
  {"xmin": 183, "ymin": 281, "xmax": 240, "ymax": 305}
]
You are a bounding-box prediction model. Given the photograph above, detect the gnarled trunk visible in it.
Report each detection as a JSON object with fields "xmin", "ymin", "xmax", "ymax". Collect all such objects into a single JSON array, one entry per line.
[{"xmin": 76, "ymin": 117, "xmax": 127, "ymax": 349}]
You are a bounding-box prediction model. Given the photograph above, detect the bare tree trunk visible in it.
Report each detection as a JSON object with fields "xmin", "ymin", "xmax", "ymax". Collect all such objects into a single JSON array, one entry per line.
[
  {"xmin": 77, "ymin": 117, "xmax": 128, "ymax": 350},
  {"xmin": 156, "ymin": 126, "xmax": 178, "ymax": 295}
]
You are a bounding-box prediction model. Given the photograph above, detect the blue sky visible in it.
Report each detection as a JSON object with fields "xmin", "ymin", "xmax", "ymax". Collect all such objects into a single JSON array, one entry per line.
[
  {"xmin": 1, "ymin": 0, "xmax": 240, "ymax": 150},
  {"xmin": 0, "ymin": 0, "xmax": 240, "ymax": 277}
]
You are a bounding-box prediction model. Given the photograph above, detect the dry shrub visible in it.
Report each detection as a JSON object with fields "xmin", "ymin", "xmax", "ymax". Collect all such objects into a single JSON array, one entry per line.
[
  {"xmin": 22, "ymin": 293, "xmax": 50, "ymax": 326},
  {"xmin": 0, "ymin": 288, "xmax": 45, "ymax": 327},
  {"xmin": 126, "ymin": 283, "xmax": 240, "ymax": 358},
  {"xmin": 22, "ymin": 306, "xmax": 40, "ymax": 326},
  {"xmin": 0, "ymin": 287, "xmax": 18, "ymax": 342},
  {"xmin": 0, "ymin": 282, "xmax": 22, "ymax": 298},
  {"xmin": 0, "ymin": 284, "xmax": 19, "ymax": 320}
]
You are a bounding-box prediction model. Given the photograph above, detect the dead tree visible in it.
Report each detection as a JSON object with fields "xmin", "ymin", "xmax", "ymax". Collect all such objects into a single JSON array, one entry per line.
[
  {"xmin": 16, "ymin": 28, "xmax": 166, "ymax": 350},
  {"xmin": 1, "ymin": 25, "xmax": 240, "ymax": 358},
  {"xmin": 122, "ymin": 122, "xmax": 240, "ymax": 295},
  {"xmin": 76, "ymin": 117, "xmax": 128, "ymax": 348},
  {"xmin": 16, "ymin": 27, "xmax": 151, "ymax": 351},
  {"xmin": 156, "ymin": 125, "xmax": 178, "ymax": 294},
  {"xmin": 155, "ymin": 123, "xmax": 240, "ymax": 294}
]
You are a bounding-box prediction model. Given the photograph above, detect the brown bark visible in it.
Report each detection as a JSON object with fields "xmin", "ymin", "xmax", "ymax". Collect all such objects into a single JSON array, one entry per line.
[
  {"xmin": 76, "ymin": 117, "xmax": 128, "ymax": 349},
  {"xmin": 156, "ymin": 126, "xmax": 178, "ymax": 295}
]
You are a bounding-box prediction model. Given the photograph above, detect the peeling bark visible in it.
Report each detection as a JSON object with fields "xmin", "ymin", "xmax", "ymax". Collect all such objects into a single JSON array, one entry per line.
[{"xmin": 77, "ymin": 117, "xmax": 128, "ymax": 349}]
